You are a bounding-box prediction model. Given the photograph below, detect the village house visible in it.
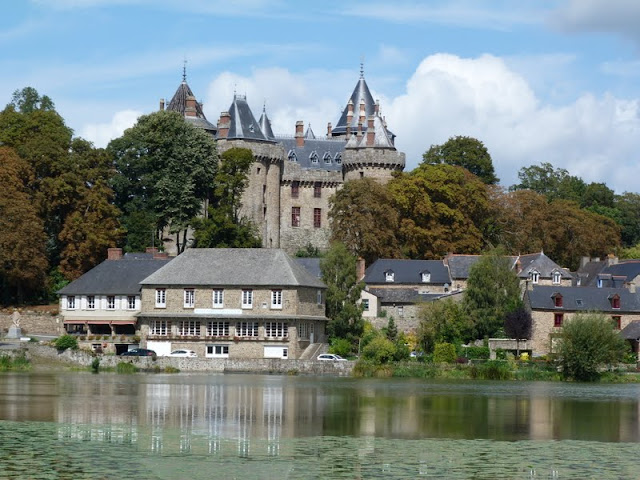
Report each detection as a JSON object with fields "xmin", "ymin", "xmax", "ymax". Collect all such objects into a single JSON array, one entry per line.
[
  {"xmin": 576, "ymin": 255, "xmax": 640, "ymax": 288},
  {"xmin": 57, "ymin": 248, "xmax": 171, "ymax": 354},
  {"xmin": 137, "ymin": 248, "xmax": 329, "ymax": 359}
]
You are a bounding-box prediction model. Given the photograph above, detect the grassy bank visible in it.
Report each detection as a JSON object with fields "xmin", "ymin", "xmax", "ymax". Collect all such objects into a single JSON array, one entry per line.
[
  {"xmin": 353, "ymin": 360, "xmax": 640, "ymax": 383},
  {"xmin": 0, "ymin": 353, "xmax": 31, "ymax": 372}
]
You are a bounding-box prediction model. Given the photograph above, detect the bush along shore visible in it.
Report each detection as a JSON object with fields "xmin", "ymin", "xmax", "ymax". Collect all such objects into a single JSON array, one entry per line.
[{"xmin": 0, "ymin": 352, "xmax": 31, "ymax": 372}]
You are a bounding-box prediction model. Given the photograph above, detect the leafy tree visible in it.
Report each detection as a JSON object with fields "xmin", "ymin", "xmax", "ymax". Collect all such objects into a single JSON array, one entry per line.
[
  {"xmin": 329, "ymin": 178, "xmax": 400, "ymax": 265},
  {"xmin": 615, "ymin": 192, "xmax": 640, "ymax": 247},
  {"xmin": 389, "ymin": 163, "xmax": 490, "ymax": 259},
  {"xmin": 192, "ymin": 208, "xmax": 261, "ymax": 248},
  {"xmin": 320, "ymin": 242, "xmax": 365, "ymax": 347},
  {"xmin": 385, "ymin": 317, "xmax": 398, "ymax": 341},
  {"xmin": 581, "ymin": 182, "xmax": 615, "ymax": 209},
  {"xmin": 503, "ymin": 306, "xmax": 532, "ymax": 356},
  {"xmin": 53, "ymin": 334, "xmax": 78, "ymax": 351},
  {"xmin": 213, "ymin": 147, "xmax": 254, "ymax": 223},
  {"xmin": 417, "ymin": 298, "xmax": 471, "ymax": 352},
  {"xmin": 558, "ymin": 313, "xmax": 626, "ymax": 381},
  {"xmin": 463, "ymin": 249, "xmax": 522, "ymax": 339},
  {"xmin": 433, "ymin": 342, "xmax": 457, "ymax": 363},
  {"xmin": 361, "ymin": 336, "xmax": 396, "ymax": 364},
  {"xmin": 511, "ymin": 162, "xmax": 585, "ymax": 202},
  {"xmin": 423, "ymin": 135, "xmax": 499, "ymax": 184},
  {"xmin": 109, "ymin": 110, "xmax": 217, "ymax": 253},
  {"xmin": 0, "ymin": 147, "xmax": 48, "ymax": 304},
  {"xmin": 9, "ymin": 87, "xmax": 55, "ymax": 113}
]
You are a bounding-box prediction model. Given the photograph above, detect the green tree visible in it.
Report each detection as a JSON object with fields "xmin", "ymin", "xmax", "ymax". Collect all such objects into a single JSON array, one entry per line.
[
  {"xmin": 9, "ymin": 87, "xmax": 55, "ymax": 113},
  {"xmin": 109, "ymin": 110, "xmax": 218, "ymax": 253},
  {"xmin": 511, "ymin": 162, "xmax": 586, "ymax": 202},
  {"xmin": 463, "ymin": 249, "xmax": 522, "ymax": 339},
  {"xmin": 615, "ymin": 192, "xmax": 640, "ymax": 247},
  {"xmin": 423, "ymin": 135, "xmax": 499, "ymax": 184},
  {"xmin": 558, "ymin": 313, "xmax": 626, "ymax": 381},
  {"xmin": 389, "ymin": 163, "xmax": 490, "ymax": 259},
  {"xmin": 320, "ymin": 242, "xmax": 365, "ymax": 347},
  {"xmin": 361, "ymin": 336, "xmax": 396, "ymax": 364},
  {"xmin": 417, "ymin": 298, "xmax": 471, "ymax": 352},
  {"xmin": 384, "ymin": 317, "xmax": 398, "ymax": 341},
  {"xmin": 503, "ymin": 306, "xmax": 532, "ymax": 356},
  {"xmin": 329, "ymin": 178, "xmax": 400, "ymax": 265}
]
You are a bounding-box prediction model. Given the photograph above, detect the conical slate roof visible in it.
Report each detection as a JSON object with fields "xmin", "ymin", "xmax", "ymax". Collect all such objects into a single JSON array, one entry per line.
[
  {"xmin": 304, "ymin": 124, "xmax": 316, "ymax": 139},
  {"xmin": 332, "ymin": 73, "xmax": 376, "ymax": 136},
  {"xmin": 227, "ymin": 94, "xmax": 270, "ymax": 141},
  {"xmin": 258, "ymin": 106, "xmax": 275, "ymax": 140},
  {"xmin": 166, "ymin": 80, "xmax": 217, "ymax": 133}
]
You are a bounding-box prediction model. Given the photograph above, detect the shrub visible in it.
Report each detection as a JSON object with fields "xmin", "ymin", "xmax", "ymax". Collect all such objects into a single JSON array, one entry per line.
[
  {"xmin": 116, "ymin": 362, "xmax": 138, "ymax": 374},
  {"xmin": 558, "ymin": 313, "xmax": 627, "ymax": 381},
  {"xmin": 330, "ymin": 338, "xmax": 353, "ymax": 357},
  {"xmin": 470, "ymin": 360, "xmax": 512, "ymax": 380},
  {"xmin": 53, "ymin": 334, "xmax": 78, "ymax": 351},
  {"xmin": 90, "ymin": 357, "xmax": 100, "ymax": 373},
  {"xmin": 164, "ymin": 366, "xmax": 180, "ymax": 373},
  {"xmin": 361, "ymin": 337, "xmax": 396, "ymax": 364},
  {"xmin": 465, "ymin": 346, "xmax": 490, "ymax": 359},
  {"xmin": 433, "ymin": 343, "xmax": 456, "ymax": 363}
]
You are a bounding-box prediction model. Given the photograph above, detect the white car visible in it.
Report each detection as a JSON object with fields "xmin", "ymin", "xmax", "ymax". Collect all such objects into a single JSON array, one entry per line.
[
  {"xmin": 317, "ymin": 353, "xmax": 347, "ymax": 361},
  {"xmin": 169, "ymin": 349, "xmax": 197, "ymax": 358}
]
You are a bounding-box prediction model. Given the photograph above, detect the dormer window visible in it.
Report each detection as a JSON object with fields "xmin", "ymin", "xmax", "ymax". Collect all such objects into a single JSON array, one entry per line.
[
  {"xmin": 288, "ymin": 150, "xmax": 297, "ymax": 162},
  {"xmin": 597, "ymin": 277, "xmax": 603, "ymax": 288},
  {"xmin": 530, "ymin": 271, "xmax": 540, "ymax": 284},
  {"xmin": 385, "ymin": 270, "xmax": 395, "ymax": 282},
  {"xmin": 553, "ymin": 293, "xmax": 563, "ymax": 308},
  {"xmin": 334, "ymin": 153, "xmax": 342, "ymax": 165},
  {"xmin": 323, "ymin": 152, "xmax": 332, "ymax": 165},
  {"xmin": 552, "ymin": 271, "xmax": 561, "ymax": 285},
  {"xmin": 421, "ymin": 272, "xmax": 431, "ymax": 283},
  {"xmin": 310, "ymin": 152, "xmax": 319, "ymax": 164},
  {"xmin": 609, "ymin": 294, "xmax": 620, "ymax": 309}
]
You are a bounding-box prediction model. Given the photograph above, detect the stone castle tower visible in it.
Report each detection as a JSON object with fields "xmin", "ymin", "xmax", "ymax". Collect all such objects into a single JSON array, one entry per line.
[{"xmin": 161, "ymin": 67, "xmax": 405, "ymax": 254}]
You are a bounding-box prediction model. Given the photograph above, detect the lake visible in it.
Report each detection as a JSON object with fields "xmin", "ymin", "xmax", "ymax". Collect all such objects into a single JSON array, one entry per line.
[{"xmin": 0, "ymin": 372, "xmax": 639, "ymax": 479}]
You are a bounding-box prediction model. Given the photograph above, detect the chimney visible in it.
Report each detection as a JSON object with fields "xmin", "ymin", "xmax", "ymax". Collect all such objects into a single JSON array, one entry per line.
[
  {"xmin": 607, "ymin": 254, "xmax": 618, "ymax": 266},
  {"xmin": 107, "ymin": 248, "xmax": 123, "ymax": 260},
  {"xmin": 357, "ymin": 121, "xmax": 363, "ymax": 139},
  {"xmin": 327, "ymin": 122, "xmax": 332, "ymax": 137},
  {"xmin": 358, "ymin": 98, "xmax": 366, "ymax": 125},
  {"xmin": 159, "ymin": 98, "xmax": 165, "ymax": 111},
  {"xmin": 366, "ymin": 115, "xmax": 375, "ymax": 147},
  {"xmin": 185, "ymin": 95, "xmax": 197, "ymax": 117},
  {"xmin": 580, "ymin": 256, "xmax": 591, "ymax": 268},
  {"xmin": 295, "ymin": 121, "xmax": 304, "ymax": 148},
  {"xmin": 356, "ymin": 257, "xmax": 366, "ymax": 281},
  {"xmin": 630, "ymin": 283, "xmax": 637, "ymax": 294},
  {"xmin": 346, "ymin": 99, "xmax": 354, "ymax": 127},
  {"xmin": 374, "ymin": 99, "xmax": 380, "ymax": 115},
  {"xmin": 217, "ymin": 111, "xmax": 230, "ymax": 139}
]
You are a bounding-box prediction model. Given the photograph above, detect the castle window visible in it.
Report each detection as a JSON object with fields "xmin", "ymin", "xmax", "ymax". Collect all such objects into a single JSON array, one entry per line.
[
  {"xmin": 291, "ymin": 181, "xmax": 299, "ymax": 198},
  {"xmin": 310, "ymin": 152, "xmax": 319, "ymax": 164},
  {"xmin": 291, "ymin": 207, "xmax": 300, "ymax": 227},
  {"xmin": 334, "ymin": 153, "xmax": 342, "ymax": 165},
  {"xmin": 314, "ymin": 182, "xmax": 321, "ymax": 198},
  {"xmin": 314, "ymin": 208, "xmax": 322, "ymax": 228},
  {"xmin": 323, "ymin": 152, "xmax": 332, "ymax": 165},
  {"xmin": 288, "ymin": 150, "xmax": 297, "ymax": 162}
]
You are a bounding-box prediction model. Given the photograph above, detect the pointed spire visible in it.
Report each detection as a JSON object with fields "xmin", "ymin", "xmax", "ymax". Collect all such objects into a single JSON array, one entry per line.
[
  {"xmin": 182, "ymin": 58, "xmax": 187, "ymax": 83},
  {"xmin": 360, "ymin": 55, "xmax": 365, "ymax": 78},
  {"xmin": 258, "ymin": 102, "xmax": 275, "ymax": 140}
]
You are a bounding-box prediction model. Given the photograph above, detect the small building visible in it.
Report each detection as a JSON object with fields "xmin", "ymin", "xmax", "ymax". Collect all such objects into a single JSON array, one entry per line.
[
  {"xmin": 137, "ymin": 248, "xmax": 328, "ymax": 359},
  {"xmin": 57, "ymin": 248, "xmax": 172, "ymax": 354},
  {"xmin": 576, "ymin": 256, "xmax": 640, "ymax": 288}
]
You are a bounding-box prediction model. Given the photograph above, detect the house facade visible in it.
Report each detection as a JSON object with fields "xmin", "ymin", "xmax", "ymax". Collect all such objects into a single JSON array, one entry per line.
[{"xmin": 137, "ymin": 248, "xmax": 328, "ymax": 359}]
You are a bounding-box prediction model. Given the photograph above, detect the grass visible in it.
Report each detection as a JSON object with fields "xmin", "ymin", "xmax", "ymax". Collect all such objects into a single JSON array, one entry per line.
[{"xmin": 0, "ymin": 353, "xmax": 31, "ymax": 372}]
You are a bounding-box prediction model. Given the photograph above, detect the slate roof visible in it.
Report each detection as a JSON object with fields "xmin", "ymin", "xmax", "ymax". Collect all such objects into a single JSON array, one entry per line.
[
  {"xmin": 581, "ymin": 261, "xmax": 640, "ymax": 287},
  {"xmin": 141, "ymin": 248, "xmax": 325, "ymax": 288},
  {"xmin": 258, "ymin": 107, "xmax": 275, "ymax": 140},
  {"xmin": 525, "ymin": 285, "xmax": 640, "ymax": 312},
  {"xmin": 620, "ymin": 321, "xmax": 640, "ymax": 340},
  {"xmin": 516, "ymin": 252, "xmax": 572, "ymax": 280},
  {"xmin": 225, "ymin": 95, "xmax": 274, "ymax": 142},
  {"xmin": 445, "ymin": 255, "xmax": 482, "ymax": 280},
  {"xmin": 58, "ymin": 254, "xmax": 172, "ymax": 296},
  {"xmin": 279, "ymin": 137, "xmax": 346, "ymax": 172},
  {"xmin": 576, "ymin": 259, "xmax": 607, "ymax": 286},
  {"xmin": 332, "ymin": 74, "xmax": 376, "ymax": 136},
  {"xmin": 166, "ymin": 80, "xmax": 216, "ymax": 133},
  {"xmin": 364, "ymin": 259, "xmax": 451, "ymax": 285},
  {"xmin": 295, "ymin": 257, "xmax": 322, "ymax": 279},
  {"xmin": 367, "ymin": 287, "xmax": 444, "ymax": 304}
]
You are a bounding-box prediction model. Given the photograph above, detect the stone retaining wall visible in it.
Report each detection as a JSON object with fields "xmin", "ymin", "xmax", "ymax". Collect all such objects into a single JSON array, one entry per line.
[{"xmin": 0, "ymin": 312, "xmax": 63, "ymax": 336}]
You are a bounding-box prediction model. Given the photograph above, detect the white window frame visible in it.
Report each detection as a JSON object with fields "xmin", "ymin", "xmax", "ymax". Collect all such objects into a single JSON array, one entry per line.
[
  {"xmin": 184, "ymin": 288, "xmax": 195, "ymax": 308},
  {"xmin": 531, "ymin": 271, "xmax": 540, "ymax": 284},
  {"xmin": 212, "ymin": 289, "xmax": 224, "ymax": 308},
  {"xmin": 421, "ymin": 272, "xmax": 431, "ymax": 283},
  {"xmin": 207, "ymin": 321, "xmax": 229, "ymax": 337},
  {"xmin": 398, "ymin": 305, "xmax": 404, "ymax": 317},
  {"xmin": 316, "ymin": 290, "xmax": 322, "ymax": 305},
  {"xmin": 127, "ymin": 295, "xmax": 136, "ymax": 310},
  {"xmin": 106, "ymin": 295, "xmax": 115, "ymax": 310},
  {"xmin": 178, "ymin": 320, "xmax": 200, "ymax": 336},
  {"xmin": 235, "ymin": 321, "xmax": 258, "ymax": 337},
  {"xmin": 67, "ymin": 296, "xmax": 76, "ymax": 310},
  {"xmin": 265, "ymin": 321, "xmax": 288, "ymax": 338},
  {"xmin": 86, "ymin": 295, "xmax": 95, "ymax": 310},
  {"xmin": 271, "ymin": 290, "xmax": 283, "ymax": 309},
  {"xmin": 150, "ymin": 320, "xmax": 170, "ymax": 336},
  {"xmin": 155, "ymin": 288, "xmax": 166, "ymax": 308},
  {"xmin": 362, "ymin": 299, "xmax": 369, "ymax": 311},
  {"xmin": 206, "ymin": 345, "xmax": 229, "ymax": 358},
  {"xmin": 242, "ymin": 290, "xmax": 253, "ymax": 309},
  {"xmin": 385, "ymin": 271, "xmax": 395, "ymax": 282},
  {"xmin": 552, "ymin": 271, "xmax": 561, "ymax": 285}
]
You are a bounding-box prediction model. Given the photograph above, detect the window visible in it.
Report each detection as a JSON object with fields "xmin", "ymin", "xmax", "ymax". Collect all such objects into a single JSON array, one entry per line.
[
  {"xmin": 291, "ymin": 181, "xmax": 299, "ymax": 198},
  {"xmin": 235, "ymin": 321, "xmax": 258, "ymax": 337},
  {"xmin": 184, "ymin": 289, "xmax": 195, "ymax": 308},
  {"xmin": 155, "ymin": 288, "xmax": 166, "ymax": 308},
  {"xmin": 207, "ymin": 345, "xmax": 229, "ymax": 358},
  {"xmin": 265, "ymin": 322, "xmax": 288, "ymax": 338},
  {"xmin": 291, "ymin": 207, "xmax": 300, "ymax": 227},
  {"xmin": 334, "ymin": 152, "xmax": 342, "ymax": 164},
  {"xmin": 207, "ymin": 321, "xmax": 229, "ymax": 337},
  {"xmin": 554, "ymin": 295, "xmax": 563, "ymax": 308},
  {"xmin": 611, "ymin": 295, "xmax": 621, "ymax": 309},
  {"xmin": 271, "ymin": 290, "xmax": 282, "ymax": 309},
  {"xmin": 313, "ymin": 208, "xmax": 321, "ymax": 228},
  {"xmin": 597, "ymin": 278, "xmax": 603, "ymax": 288},
  {"xmin": 317, "ymin": 289, "xmax": 322, "ymax": 305},
  {"xmin": 362, "ymin": 299, "xmax": 369, "ymax": 311},
  {"xmin": 421, "ymin": 272, "xmax": 431, "ymax": 283},
  {"xmin": 178, "ymin": 320, "xmax": 200, "ymax": 336},
  {"xmin": 576, "ymin": 299, "xmax": 583, "ymax": 307},
  {"xmin": 67, "ymin": 296, "xmax": 76, "ymax": 310},
  {"xmin": 323, "ymin": 152, "xmax": 332, "ymax": 165},
  {"xmin": 87, "ymin": 295, "xmax": 95, "ymax": 310},
  {"xmin": 310, "ymin": 152, "xmax": 319, "ymax": 164},
  {"xmin": 299, "ymin": 322, "xmax": 309, "ymax": 340},
  {"xmin": 398, "ymin": 305, "xmax": 404, "ymax": 317},
  {"xmin": 385, "ymin": 271, "xmax": 395, "ymax": 282},
  {"xmin": 127, "ymin": 296, "xmax": 136, "ymax": 310},
  {"xmin": 530, "ymin": 271, "xmax": 540, "ymax": 284},
  {"xmin": 288, "ymin": 150, "xmax": 297, "ymax": 162},
  {"xmin": 151, "ymin": 320, "xmax": 170, "ymax": 336},
  {"xmin": 212, "ymin": 289, "xmax": 224, "ymax": 308},
  {"xmin": 242, "ymin": 289, "xmax": 253, "ymax": 309},
  {"xmin": 552, "ymin": 271, "xmax": 562, "ymax": 285},
  {"xmin": 314, "ymin": 182, "xmax": 322, "ymax": 198},
  {"xmin": 107, "ymin": 296, "xmax": 115, "ymax": 310},
  {"xmin": 612, "ymin": 316, "xmax": 622, "ymax": 330},
  {"xmin": 554, "ymin": 313, "xmax": 564, "ymax": 327}
]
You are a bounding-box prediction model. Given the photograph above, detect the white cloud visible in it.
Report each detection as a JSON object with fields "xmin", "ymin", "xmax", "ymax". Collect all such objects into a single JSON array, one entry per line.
[{"xmin": 81, "ymin": 109, "xmax": 141, "ymax": 147}]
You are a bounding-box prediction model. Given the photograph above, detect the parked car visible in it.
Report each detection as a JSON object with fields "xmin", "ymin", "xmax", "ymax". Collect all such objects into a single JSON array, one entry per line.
[
  {"xmin": 169, "ymin": 349, "xmax": 197, "ymax": 358},
  {"xmin": 317, "ymin": 353, "xmax": 347, "ymax": 361},
  {"xmin": 120, "ymin": 348, "xmax": 156, "ymax": 357}
]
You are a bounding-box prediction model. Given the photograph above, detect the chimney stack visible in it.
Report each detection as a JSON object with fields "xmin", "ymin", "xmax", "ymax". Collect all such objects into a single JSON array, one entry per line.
[
  {"xmin": 356, "ymin": 257, "xmax": 366, "ymax": 281},
  {"xmin": 346, "ymin": 100, "xmax": 354, "ymax": 128},
  {"xmin": 217, "ymin": 111, "xmax": 230, "ymax": 139},
  {"xmin": 630, "ymin": 283, "xmax": 637, "ymax": 294},
  {"xmin": 185, "ymin": 95, "xmax": 197, "ymax": 117},
  {"xmin": 374, "ymin": 99, "xmax": 380, "ymax": 115},
  {"xmin": 366, "ymin": 115, "xmax": 375, "ymax": 146},
  {"xmin": 327, "ymin": 122, "xmax": 332, "ymax": 137},
  {"xmin": 358, "ymin": 98, "xmax": 366, "ymax": 125},
  {"xmin": 295, "ymin": 121, "xmax": 304, "ymax": 148},
  {"xmin": 159, "ymin": 98, "xmax": 165, "ymax": 111},
  {"xmin": 107, "ymin": 248, "xmax": 123, "ymax": 261}
]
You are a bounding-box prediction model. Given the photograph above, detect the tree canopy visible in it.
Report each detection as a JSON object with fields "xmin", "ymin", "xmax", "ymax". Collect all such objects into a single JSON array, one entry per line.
[{"xmin": 423, "ymin": 135, "xmax": 499, "ymax": 184}]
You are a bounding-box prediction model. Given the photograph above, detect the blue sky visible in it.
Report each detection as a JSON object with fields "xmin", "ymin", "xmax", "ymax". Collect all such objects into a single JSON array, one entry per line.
[{"xmin": 3, "ymin": 0, "xmax": 640, "ymax": 192}]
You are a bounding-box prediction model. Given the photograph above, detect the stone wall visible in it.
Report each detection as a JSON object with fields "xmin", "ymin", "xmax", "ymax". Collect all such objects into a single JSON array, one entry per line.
[
  {"xmin": 342, "ymin": 148, "xmax": 405, "ymax": 183},
  {"xmin": 0, "ymin": 311, "xmax": 63, "ymax": 336}
]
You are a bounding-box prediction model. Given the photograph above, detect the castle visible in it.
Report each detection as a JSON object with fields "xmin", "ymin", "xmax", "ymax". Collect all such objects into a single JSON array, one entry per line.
[{"xmin": 160, "ymin": 67, "xmax": 406, "ymax": 254}]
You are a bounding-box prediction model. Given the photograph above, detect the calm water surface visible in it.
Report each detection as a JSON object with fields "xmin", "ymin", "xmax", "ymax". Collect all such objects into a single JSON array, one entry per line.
[{"xmin": 0, "ymin": 372, "xmax": 639, "ymax": 479}]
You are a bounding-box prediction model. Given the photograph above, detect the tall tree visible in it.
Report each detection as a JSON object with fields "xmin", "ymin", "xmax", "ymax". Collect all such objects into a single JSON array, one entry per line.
[
  {"xmin": 389, "ymin": 163, "xmax": 490, "ymax": 259},
  {"xmin": 9, "ymin": 87, "xmax": 55, "ymax": 113},
  {"xmin": 423, "ymin": 135, "xmax": 499, "ymax": 184},
  {"xmin": 463, "ymin": 249, "xmax": 522, "ymax": 339},
  {"xmin": 417, "ymin": 298, "xmax": 472, "ymax": 353},
  {"xmin": 328, "ymin": 178, "xmax": 400, "ymax": 265},
  {"xmin": 615, "ymin": 192, "xmax": 640, "ymax": 247},
  {"xmin": 511, "ymin": 162, "xmax": 585, "ymax": 202},
  {"xmin": 109, "ymin": 110, "xmax": 218, "ymax": 253},
  {"xmin": 320, "ymin": 242, "xmax": 365, "ymax": 347},
  {"xmin": 0, "ymin": 147, "xmax": 48, "ymax": 304}
]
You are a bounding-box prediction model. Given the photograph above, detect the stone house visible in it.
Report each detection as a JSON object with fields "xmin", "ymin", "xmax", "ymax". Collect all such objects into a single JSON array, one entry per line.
[
  {"xmin": 57, "ymin": 248, "xmax": 171, "ymax": 354},
  {"xmin": 161, "ymin": 67, "xmax": 405, "ymax": 255},
  {"xmin": 576, "ymin": 255, "xmax": 640, "ymax": 288},
  {"xmin": 137, "ymin": 248, "xmax": 328, "ymax": 359},
  {"xmin": 524, "ymin": 285, "xmax": 640, "ymax": 357}
]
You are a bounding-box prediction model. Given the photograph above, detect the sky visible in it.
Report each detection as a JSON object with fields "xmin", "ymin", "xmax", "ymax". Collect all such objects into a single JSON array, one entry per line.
[{"xmin": 3, "ymin": 0, "xmax": 640, "ymax": 192}]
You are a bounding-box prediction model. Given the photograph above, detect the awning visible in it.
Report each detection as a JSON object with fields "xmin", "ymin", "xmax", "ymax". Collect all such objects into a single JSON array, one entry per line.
[{"xmin": 63, "ymin": 319, "xmax": 137, "ymax": 325}]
